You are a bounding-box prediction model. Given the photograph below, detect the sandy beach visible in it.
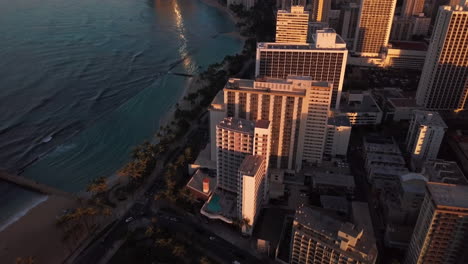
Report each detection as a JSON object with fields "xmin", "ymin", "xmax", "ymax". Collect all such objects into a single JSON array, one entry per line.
[{"xmin": 0, "ymin": 194, "xmax": 80, "ymax": 264}]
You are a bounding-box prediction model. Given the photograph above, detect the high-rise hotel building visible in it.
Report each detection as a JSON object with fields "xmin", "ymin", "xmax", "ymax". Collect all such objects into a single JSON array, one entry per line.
[
  {"xmin": 224, "ymin": 76, "xmax": 333, "ymax": 170},
  {"xmin": 256, "ymin": 29, "xmax": 347, "ymax": 109},
  {"xmin": 276, "ymin": 5, "xmax": 310, "ymax": 43},
  {"xmin": 404, "ymin": 183, "xmax": 468, "ymax": 264},
  {"xmin": 215, "ymin": 117, "xmax": 270, "ymax": 193},
  {"xmin": 415, "ymin": 5, "xmax": 468, "ymax": 111},
  {"xmin": 353, "ymin": 0, "xmax": 396, "ymax": 57}
]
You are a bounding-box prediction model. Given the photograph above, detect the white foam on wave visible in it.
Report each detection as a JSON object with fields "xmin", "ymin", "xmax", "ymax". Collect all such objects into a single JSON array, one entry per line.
[{"xmin": 0, "ymin": 195, "xmax": 48, "ymax": 232}]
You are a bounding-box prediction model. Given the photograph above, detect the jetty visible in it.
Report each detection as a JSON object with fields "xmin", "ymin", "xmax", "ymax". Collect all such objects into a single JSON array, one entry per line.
[{"xmin": 0, "ymin": 170, "xmax": 77, "ymax": 199}]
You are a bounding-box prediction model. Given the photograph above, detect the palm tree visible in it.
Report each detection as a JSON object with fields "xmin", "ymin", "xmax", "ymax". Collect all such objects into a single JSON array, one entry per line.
[
  {"xmin": 172, "ymin": 244, "xmax": 187, "ymax": 258},
  {"xmin": 199, "ymin": 257, "xmax": 212, "ymax": 264},
  {"xmin": 101, "ymin": 207, "xmax": 112, "ymax": 217},
  {"xmin": 86, "ymin": 177, "xmax": 107, "ymax": 196},
  {"xmin": 145, "ymin": 226, "xmax": 154, "ymax": 238}
]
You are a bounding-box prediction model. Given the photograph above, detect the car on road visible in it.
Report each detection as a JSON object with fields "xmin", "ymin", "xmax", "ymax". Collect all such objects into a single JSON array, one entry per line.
[
  {"xmin": 125, "ymin": 217, "xmax": 134, "ymax": 223},
  {"xmin": 209, "ymin": 236, "xmax": 215, "ymax": 241}
]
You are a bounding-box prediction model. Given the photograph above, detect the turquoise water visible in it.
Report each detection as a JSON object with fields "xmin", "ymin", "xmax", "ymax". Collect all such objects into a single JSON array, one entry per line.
[
  {"xmin": 207, "ymin": 194, "xmax": 221, "ymax": 213},
  {"xmin": 0, "ymin": 0, "xmax": 242, "ymax": 192}
]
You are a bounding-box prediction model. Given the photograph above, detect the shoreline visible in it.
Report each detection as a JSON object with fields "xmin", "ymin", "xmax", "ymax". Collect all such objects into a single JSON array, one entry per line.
[
  {"xmin": 200, "ymin": 0, "xmax": 239, "ymax": 24},
  {"xmin": 0, "ymin": 194, "xmax": 79, "ymax": 264},
  {"xmin": 0, "ymin": 195, "xmax": 48, "ymax": 232}
]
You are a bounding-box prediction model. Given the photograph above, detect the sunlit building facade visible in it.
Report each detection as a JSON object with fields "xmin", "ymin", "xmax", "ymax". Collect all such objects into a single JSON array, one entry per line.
[
  {"xmin": 353, "ymin": 0, "xmax": 397, "ymax": 57},
  {"xmin": 276, "ymin": 5, "xmax": 310, "ymax": 43},
  {"xmin": 256, "ymin": 29, "xmax": 348, "ymax": 109},
  {"xmin": 224, "ymin": 77, "xmax": 333, "ymax": 170},
  {"xmin": 404, "ymin": 183, "xmax": 468, "ymax": 264},
  {"xmin": 415, "ymin": 5, "xmax": 468, "ymax": 110}
]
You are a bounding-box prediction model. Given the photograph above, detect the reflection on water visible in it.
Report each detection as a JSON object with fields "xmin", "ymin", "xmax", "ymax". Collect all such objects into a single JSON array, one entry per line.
[{"xmin": 8, "ymin": 0, "xmax": 243, "ymax": 192}]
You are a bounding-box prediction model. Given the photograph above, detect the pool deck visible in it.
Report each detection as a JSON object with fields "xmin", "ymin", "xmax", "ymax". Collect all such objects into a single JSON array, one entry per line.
[{"xmin": 200, "ymin": 188, "xmax": 237, "ymax": 224}]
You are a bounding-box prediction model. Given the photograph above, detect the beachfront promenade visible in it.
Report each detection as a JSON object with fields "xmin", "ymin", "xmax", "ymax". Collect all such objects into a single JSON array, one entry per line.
[{"xmin": 0, "ymin": 170, "xmax": 77, "ymax": 198}]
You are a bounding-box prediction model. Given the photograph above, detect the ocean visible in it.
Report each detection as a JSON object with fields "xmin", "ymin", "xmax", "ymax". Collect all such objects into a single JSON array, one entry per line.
[{"xmin": 0, "ymin": 0, "xmax": 242, "ymax": 228}]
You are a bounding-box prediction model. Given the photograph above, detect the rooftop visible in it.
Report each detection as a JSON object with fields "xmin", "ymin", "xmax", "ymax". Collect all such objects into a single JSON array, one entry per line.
[
  {"xmin": 364, "ymin": 136, "xmax": 402, "ymax": 155},
  {"xmin": 295, "ymin": 206, "xmax": 377, "ymax": 261},
  {"xmin": 186, "ymin": 169, "xmax": 216, "ymax": 196},
  {"xmin": 320, "ymin": 195, "xmax": 349, "ymax": 214},
  {"xmin": 388, "ymin": 98, "xmax": 419, "ymax": 108},
  {"xmin": 423, "ymin": 160, "xmax": 468, "ymax": 185},
  {"xmin": 328, "ymin": 115, "xmax": 351, "ymax": 127},
  {"xmin": 413, "ymin": 110, "xmax": 447, "ymax": 128},
  {"xmin": 255, "ymin": 120, "xmax": 270, "ymax": 129},
  {"xmin": 341, "ymin": 92, "xmax": 381, "ymax": 113},
  {"xmin": 258, "ymin": 30, "xmax": 346, "ymax": 50},
  {"xmin": 239, "ymin": 155, "xmax": 265, "ymax": 177},
  {"xmin": 427, "ymin": 182, "xmax": 468, "ymax": 209},
  {"xmin": 314, "ymin": 172, "xmax": 355, "ymax": 188},
  {"xmin": 389, "ymin": 41, "xmax": 428, "ymax": 51},
  {"xmin": 217, "ymin": 117, "xmax": 255, "ymax": 134}
]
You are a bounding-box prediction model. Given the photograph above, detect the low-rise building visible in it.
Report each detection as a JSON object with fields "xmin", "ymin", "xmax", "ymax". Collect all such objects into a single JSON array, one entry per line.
[
  {"xmin": 363, "ymin": 135, "xmax": 407, "ymax": 182},
  {"xmin": 324, "ymin": 115, "xmax": 352, "ymax": 158},
  {"xmin": 186, "ymin": 168, "xmax": 216, "ymax": 201},
  {"xmin": 312, "ymin": 172, "xmax": 355, "ymax": 198},
  {"xmin": 339, "ymin": 91, "xmax": 383, "ymax": 126},
  {"xmin": 383, "ymin": 41, "xmax": 428, "ymax": 69}
]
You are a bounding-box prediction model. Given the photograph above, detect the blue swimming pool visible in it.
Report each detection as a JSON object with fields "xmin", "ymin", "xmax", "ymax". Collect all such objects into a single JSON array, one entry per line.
[{"xmin": 206, "ymin": 194, "xmax": 221, "ymax": 213}]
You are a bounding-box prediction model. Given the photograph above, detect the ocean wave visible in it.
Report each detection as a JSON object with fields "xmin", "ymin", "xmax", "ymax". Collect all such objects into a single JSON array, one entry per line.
[{"xmin": 0, "ymin": 195, "xmax": 48, "ymax": 232}]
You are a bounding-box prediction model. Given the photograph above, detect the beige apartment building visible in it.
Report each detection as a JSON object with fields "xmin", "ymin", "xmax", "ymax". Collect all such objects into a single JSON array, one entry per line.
[
  {"xmin": 276, "ymin": 5, "xmax": 309, "ymax": 43},
  {"xmin": 215, "ymin": 117, "xmax": 270, "ymax": 193},
  {"xmin": 353, "ymin": 0, "xmax": 396, "ymax": 57},
  {"xmin": 256, "ymin": 29, "xmax": 347, "ymax": 109},
  {"xmin": 415, "ymin": 5, "xmax": 468, "ymax": 111},
  {"xmin": 238, "ymin": 155, "xmax": 267, "ymax": 234},
  {"xmin": 404, "ymin": 183, "xmax": 468, "ymax": 264},
  {"xmin": 224, "ymin": 76, "xmax": 333, "ymax": 170}
]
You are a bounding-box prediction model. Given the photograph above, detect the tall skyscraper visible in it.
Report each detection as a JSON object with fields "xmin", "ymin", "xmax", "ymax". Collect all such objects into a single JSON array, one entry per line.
[
  {"xmin": 276, "ymin": 5, "xmax": 310, "ymax": 43},
  {"xmin": 223, "ymin": 77, "xmax": 333, "ymax": 170},
  {"xmin": 402, "ymin": 0, "xmax": 425, "ymax": 17},
  {"xmin": 215, "ymin": 117, "xmax": 270, "ymax": 193},
  {"xmin": 290, "ymin": 206, "xmax": 378, "ymax": 264},
  {"xmin": 256, "ymin": 29, "xmax": 348, "ymax": 109},
  {"xmin": 310, "ymin": 0, "xmax": 331, "ymax": 22},
  {"xmin": 353, "ymin": 0, "xmax": 397, "ymax": 57},
  {"xmin": 415, "ymin": 5, "xmax": 468, "ymax": 111},
  {"xmin": 406, "ymin": 111, "xmax": 447, "ymax": 171},
  {"xmin": 404, "ymin": 183, "xmax": 468, "ymax": 264}
]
